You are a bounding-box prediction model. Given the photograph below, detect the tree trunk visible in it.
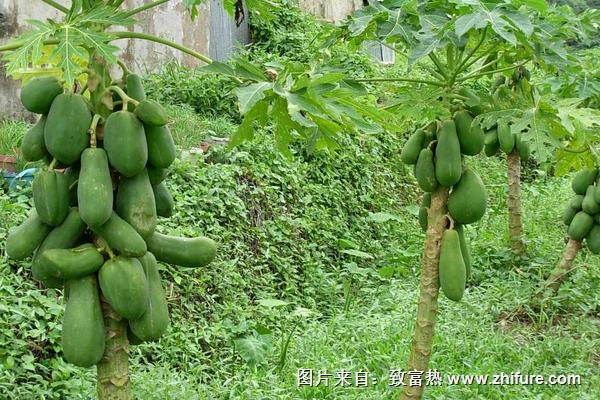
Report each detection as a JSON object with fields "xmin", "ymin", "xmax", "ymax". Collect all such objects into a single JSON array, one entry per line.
[
  {"xmin": 97, "ymin": 299, "xmax": 132, "ymax": 400},
  {"xmin": 401, "ymin": 187, "xmax": 449, "ymax": 400},
  {"xmin": 537, "ymin": 239, "xmax": 582, "ymax": 296},
  {"xmin": 507, "ymin": 151, "xmax": 526, "ymax": 256}
]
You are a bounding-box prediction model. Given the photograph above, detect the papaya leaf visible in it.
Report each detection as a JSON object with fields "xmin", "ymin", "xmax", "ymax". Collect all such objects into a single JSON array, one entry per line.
[{"xmin": 234, "ymin": 82, "xmax": 273, "ymax": 114}]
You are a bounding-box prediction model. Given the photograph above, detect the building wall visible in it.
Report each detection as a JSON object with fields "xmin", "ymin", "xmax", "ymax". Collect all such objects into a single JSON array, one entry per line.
[{"xmin": 299, "ymin": 0, "xmax": 364, "ymax": 22}]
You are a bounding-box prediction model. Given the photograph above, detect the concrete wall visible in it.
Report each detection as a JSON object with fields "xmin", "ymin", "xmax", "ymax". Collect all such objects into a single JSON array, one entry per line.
[{"xmin": 299, "ymin": 0, "xmax": 364, "ymax": 22}]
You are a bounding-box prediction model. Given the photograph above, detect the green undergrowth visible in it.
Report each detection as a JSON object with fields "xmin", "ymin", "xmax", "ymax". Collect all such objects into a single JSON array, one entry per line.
[{"xmin": 0, "ymin": 106, "xmax": 598, "ymax": 399}]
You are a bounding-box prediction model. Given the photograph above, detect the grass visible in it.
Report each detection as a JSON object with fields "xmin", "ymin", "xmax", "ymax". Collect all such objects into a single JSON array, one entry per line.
[
  {"xmin": 0, "ymin": 106, "xmax": 598, "ymax": 399},
  {"xmin": 0, "ymin": 120, "xmax": 30, "ymax": 171}
]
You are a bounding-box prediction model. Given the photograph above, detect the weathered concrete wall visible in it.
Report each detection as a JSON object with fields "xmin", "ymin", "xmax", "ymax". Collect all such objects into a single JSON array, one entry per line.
[
  {"xmin": 0, "ymin": 0, "xmax": 246, "ymax": 119},
  {"xmin": 299, "ymin": 0, "xmax": 364, "ymax": 22}
]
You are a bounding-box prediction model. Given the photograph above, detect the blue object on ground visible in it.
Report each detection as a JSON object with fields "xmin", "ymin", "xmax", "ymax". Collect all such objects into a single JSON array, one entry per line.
[{"xmin": 2, "ymin": 168, "xmax": 38, "ymax": 189}]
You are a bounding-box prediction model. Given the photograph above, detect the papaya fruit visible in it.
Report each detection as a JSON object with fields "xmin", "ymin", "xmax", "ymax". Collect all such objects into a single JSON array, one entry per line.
[
  {"xmin": 32, "ymin": 170, "xmax": 70, "ymax": 226},
  {"xmin": 435, "ymin": 120, "xmax": 462, "ymax": 187},
  {"xmin": 400, "ymin": 129, "xmax": 426, "ymax": 165},
  {"xmin": 572, "ymin": 169, "xmax": 598, "ymax": 195},
  {"xmin": 62, "ymin": 275, "xmax": 105, "ymax": 368},
  {"xmin": 78, "ymin": 148, "xmax": 113, "ymax": 227},
  {"xmin": 146, "ymin": 232, "xmax": 217, "ymax": 268},
  {"xmin": 569, "ymin": 195, "xmax": 584, "ymax": 210},
  {"xmin": 153, "ymin": 183, "xmax": 175, "ymax": 218},
  {"xmin": 439, "ymin": 229, "xmax": 466, "ymax": 302},
  {"xmin": 595, "ymin": 181, "xmax": 600, "ymax": 203},
  {"xmin": 21, "ymin": 116, "xmax": 50, "ymax": 162},
  {"xmin": 515, "ymin": 135, "xmax": 530, "ymax": 161},
  {"xmin": 148, "ymin": 166, "xmax": 168, "ymax": 185},
  {"xmin": 20, "ymin": 77, "xmax": 63, "ymax": 114},
  {"xmin": 116, "ymin": 170, "xmax": 157, "ymax": 238},
  {"xmin": 99, "ymin": 257, "xmax": 149, "ymax": 320},
  {"xmin": 484, "ymin": 129, "xmax": 499, "ymax": 157},
  {"xmin": 568, "ymin": 211, "xmax": 594, "ymax": 241},
  {"xmin": 146, "ymin": 124, "xmax": 176, "ymax": 168},
  {"xmin": 415, "ymin": 148, "xmax": 438, "ymax": 192},
  {"xmin": 44, "ymin": 94, "xmax": 92, "ymax": 165},
  {"xmin": 563, "ymin": 206, "xmax": 578, "ymax": 226},
  {"xmin": 6, "ymin": 210, "xmax": 52, "ymax": 260},
  {"xmin": 581, "ymin": 186, "xmax": 600, "ymax": 215},
  {"xmin": 127, "ymin": 326, "xmax": 144, "ymax": 345},
  {"xmin": 129, "ymin": 252, "xmax": 170, "ymax": 341},
  {"xmin": 64, "ymin": 165, "xmax": 80, "ymax": 206},
  {"xmin": 455, "ymin": 224, "xmax": 472, "ymax": 280},
  {"xmin": 497, "ymin": 121, "xmax": 514, "ymax": 154},
  {"xmin": 103, "ymin": 111, "xmax": 148, "ymax": 177},
  {"xmin": 38, "ymin": 244, "xmax": 104, "ymax": 280},
  {"xmin": 454, "ymin": 111, "xmax": 484, "ymax": 156},
  {"xmin": 135, "ymin": 100, "xmax": 168, "ymax": 127},
  {"xmin": 458, "ymin": 88, "xmax": 486, "ymax": 116},
  {"xmin": 126, "ymin": 74, "xmax": 146, "ymax": 102},
  {"xmin": 32, "ymin": 208, "xmax": 86, "ymax": 288},
  {"xmin": 586, "ymin": 224, "xmax": 600, "ymax": 254},
  {"xmin": 91, "ymin": 212, "xmax": 147, "ymax": 257},
  {"xmin": 448, "ymin": 169, "xmax": 487, "ymax": 224}
]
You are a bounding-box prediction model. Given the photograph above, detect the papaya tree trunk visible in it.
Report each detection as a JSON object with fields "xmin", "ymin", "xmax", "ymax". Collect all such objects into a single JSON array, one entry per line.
[
  {"xmin": 537, "ymin": 239, "xmax": 582, "ymax": 296},
  {"xmin": 507, "ymin": 151, "xmax": 526, "ymax": 255},
  {"xmin": 401, "ymin": 187, "xmax": 449, "ymax": 400},
  {"xmin": 97, "ymin": 299, "xmax": 132, "ymax": 400}
]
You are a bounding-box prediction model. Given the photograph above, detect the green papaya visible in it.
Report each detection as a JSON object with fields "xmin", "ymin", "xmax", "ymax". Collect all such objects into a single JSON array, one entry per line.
[
  {"xmin": 454, "ymin": 111, "xmax": 484, "ymax": 156},
  {"xmin": 153, "ymin": 183, "xmax": 175, "ymax": 218},
  {"xmin": 62, "ymin": 275, "xmax": 105, "ymax": 368},
  {"xmin": 126, "ymin": 74, "xmax": 146, "ymax": 102},
  {"xmin": 38, "ymin": 244, "xmax": 104, "ymax": 280},
  {"xmin": 78, "ymin": 148, "xmax": 113, "ymax": 227},
  {"xmin": 572, "ymin": 169, "xmax": 598, "ymax": 195},
  {"xmin": 439, "ymin": 229, "xmax": 466, "ymax": 302},
  {"xmin": 448, "ymin": 169, "xmax": 487, "ymax": 224},
  {"xmin": 568, "ymin": 211, "xmax": 594, "ymax": 241},
  {"xmin": 135, "ymin": 100, "xmax": 168, "ymax": 127},
  {"xmin": 400, "ymin": 129, "xmax": 426, "ymax": 165},
  {"xmin": 32, "ymin": 208, "xmax": 86, "ymax": 287},
  {"xmin": 21, "ymin": 116, "xmax": 50, "ymax": 162},
  {"xmin": 586, "ymin": 224, "xmax": 600, "ymax": 254},
  {"xmin": 423, "ymin": 192, "xmax": 432, "ymax": 208},
  {"xmin": 458, "ymin": 88, "xmax": 486, "ymax": 116},
  {"xmin": 146, "ymin": 125, "xmax": 176, "ymax": 168},
  {"xmin": 455, "ymin": 224, "xmax": 472, "ymax": 280},
  {"xmin": 484, "ymin": 129, "xmax": 499, "ymax": 157},
  {"xmin": 435, "ymin": 120, "xmax": 462, "ymax": 187},
  {"xmin": 415, "ymin": 148, "xmax": 438, "ymax": 192},
  {"xmin": 418, "ymin": 207, "xmax": 428, "ymax": 232},
  {"xmin": 32, "ymin": 170, "xmax": 70, "ymax": 226},
  {"xmin": 129, "ymin": 252, "xmax": 170, "ymax": 341},
  {"xmin": 44, "ymin": 94, "xmax": 92, "ymax": 165},
  {"xmin": 127, "ymin": 326, "xmax": 144, "ymax": 346},
  {"xmin": 515, "ymin": 135, "xmax": 530, "ymax": 161},
  {"xmin": 103, "ymin": 111, "xmax": 148, "ymax": 177},
  {"xmin": 146, "ymin": 232, "xmax": 217, "ymax": 268},
  {"xmin": 563, "ymin": 206, "xmax": 578, "ymax": 226},
  {"xmin": 91, "ymin": 212, "xmax": 147, "ymax": 257},
  {"xmin": 581, "ymin": 186, "xmax": 600, "ymax": 215},
  {"xmin": 116, "ymin": 170, "xmax": 157, "ymax": 238},
  {"xmin": 6, "ymin": 210, "xmax": 52, "ymax": 260},
  {"xmin": 64, "ymin": 165, "xmax": 80, "ymax": 206},
  {"xmin": 595, "ymin": 181, "xmax": 600, "ymax": 203},
  {"xmin": 99, "ymin": 257, "xmax": 149, "ymax": 320},
  {"xmin": 497, "ymin": 121, "xmax": 514, "ymax": 154},
  {"xmin": 569, "ymin": 195, "xmax": 584, "ymax": 210},
  {"xmin": 20, "ymin": 77, "xmax": 63, "ymax": 114},
  {"xmin": 148, "ymin": 167, "xmax": 168, "ymax": 185}
]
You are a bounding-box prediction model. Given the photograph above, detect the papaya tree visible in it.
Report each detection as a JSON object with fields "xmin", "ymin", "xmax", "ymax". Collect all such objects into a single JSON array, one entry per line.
[
  {"xmin": 0, "ymin": 1, "xmax": 393, "ymax": 399},
  {"xmin": 319, "ymin": 1, "xmax": 596, "ymax": 399}
]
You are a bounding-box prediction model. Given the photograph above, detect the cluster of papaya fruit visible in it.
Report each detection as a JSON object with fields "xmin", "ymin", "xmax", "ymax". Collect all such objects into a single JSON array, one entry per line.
[
  {"xmin": 563, "ymin": 168, "xmax": 600, "ymax": 254},
  {"xmin": 6, "ymin": 74, "xmax": 217, "ymax": 368},
  {"xmin": 400, "ymin": 108, "xmax": 488, "ymax": 302},
  {"xmin": 482, "ymin": 120, "xmax": 530, "ymax": 160}
]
